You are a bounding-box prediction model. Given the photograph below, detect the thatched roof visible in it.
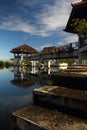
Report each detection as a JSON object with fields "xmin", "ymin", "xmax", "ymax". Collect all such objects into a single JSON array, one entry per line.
[
  {"xmin": 10, "ymin": 44, "xmax": 38, "ymax": 54},
  {"xmin": 41, "ymin": 46, "xmax": 56, "ymax": 54}
]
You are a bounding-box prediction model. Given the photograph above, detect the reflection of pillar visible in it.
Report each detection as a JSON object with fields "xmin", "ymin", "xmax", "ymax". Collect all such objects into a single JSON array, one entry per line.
[
  {"xmin": 48, "ymin": 68, "xmax": 51, "ymax": 75},
  {"xmin": 21, "ymin": 72, "xmax": 23, "ymax": 81},
  {"xmin": 31, "ymin": 67, "xmax": 38, "ymax": 74}
]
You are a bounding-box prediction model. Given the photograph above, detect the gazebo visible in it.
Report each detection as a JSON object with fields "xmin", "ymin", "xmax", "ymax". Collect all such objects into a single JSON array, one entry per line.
[
  {"xmin": 64, "ymin": 0, "xmax": 87, "ymax": 34},
  {"xmin": 64, "ymin": 0, "xmax": 87, "ymax": 64},
  {"xmin": 10, "ymin": 44, "xmax": 38, "ymax": 66}
]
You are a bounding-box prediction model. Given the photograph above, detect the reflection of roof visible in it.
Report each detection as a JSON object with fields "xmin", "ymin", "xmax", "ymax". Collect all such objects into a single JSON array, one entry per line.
[
  {"xmin": 64, "ymin": 0, "xmax": 87, "ymax": 33},
  {"xmin": 11, "ymin": 78, "xmax": 36, "ymax": 88},
  {"xmin": 10, "ymin": 44, "xmax": 38, "ymax": 54}
]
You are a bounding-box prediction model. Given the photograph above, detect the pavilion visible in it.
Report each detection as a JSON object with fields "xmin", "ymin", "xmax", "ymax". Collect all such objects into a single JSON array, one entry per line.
[
  {"xmin": 64, "ymin": 0, "xmax": 87, "ymax": 64},
  {"xmin": 64, "ymin": 0, "xmax": 87, "ymax": 34},
  {"xmin": 10, "ymin": 44, "xmax": 38, "ymax": 66}
]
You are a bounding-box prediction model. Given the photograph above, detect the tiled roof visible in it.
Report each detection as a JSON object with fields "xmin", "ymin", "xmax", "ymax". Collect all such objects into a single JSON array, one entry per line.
[
  {"xmin": 71, "ymin": 0, "xmax": 87, "ymax": 8},
  {"xmin": 10, "ymin": 44, "xmax": 38, "ymax": 54}
]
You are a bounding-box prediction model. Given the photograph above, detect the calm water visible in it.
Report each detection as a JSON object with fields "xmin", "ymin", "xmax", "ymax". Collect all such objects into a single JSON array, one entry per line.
[
  {"xmin": 0, "ymin": 67, "xmax": 42, "ymax": 130},
  {"xmin": 1, "ymin": 67, "xmax": 87, "ymax": 129}
]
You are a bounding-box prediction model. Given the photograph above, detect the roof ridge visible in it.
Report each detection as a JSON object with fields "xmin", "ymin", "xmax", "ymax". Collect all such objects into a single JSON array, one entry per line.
[{"xmin": 71, "ymin": 0, "xmax": 87, "ymax": 7}]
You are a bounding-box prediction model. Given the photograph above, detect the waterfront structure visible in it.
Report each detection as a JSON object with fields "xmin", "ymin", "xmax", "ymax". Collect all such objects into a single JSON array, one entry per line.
[
  {"xmin": 10, "ymin": 44, "xmax": 38, "ymax": 66},
  {"xmin": 10, "ymin": 43, "xmax": 78, "ymax": 67},
  {"xmin": 64, "ymin": 0, "xmax": 87, "ymax": 63}
]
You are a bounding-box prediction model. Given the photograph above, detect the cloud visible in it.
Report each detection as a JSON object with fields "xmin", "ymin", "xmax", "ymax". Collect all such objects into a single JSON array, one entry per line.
[
  {"xmin": 17, "ymin": 0, "xmax": 44, "ymax": 7},
  {"xmin": 56, "ymin": 33, "xmax": 78, "ymax": 46},
  {"xmin": 0, "ymin": 15, "xmax": 37, "ymax": 34},
  {"xmin": 64, "ymin": 34, "xmax": 78, "ymax": 43},
  {"xmin": 0, "ymin": 0, "xmax": 81, "ymax": 37}
]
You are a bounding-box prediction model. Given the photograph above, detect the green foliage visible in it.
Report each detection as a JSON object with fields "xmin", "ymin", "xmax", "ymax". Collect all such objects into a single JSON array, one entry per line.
[
  {"xmin": 0, "ymin": 60, "xmax": 12, "ymax": 68},
  {"xmin": 71, "ymin": 18, "xmax": 87, "ymax": 36},
  {"xmin": 5, "ymin": 61, "xmax": 11, "ymax": 68},
  {"xmin": 0, "ymin": 60, "xmax": 4, "ymax": 66},
  {"xmin": 59, "ymin": 59, "xmax": 75, "ymax": 66}
]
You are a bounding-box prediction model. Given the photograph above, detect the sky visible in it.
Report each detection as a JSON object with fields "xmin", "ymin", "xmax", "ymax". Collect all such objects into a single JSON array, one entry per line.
[{"xmin": 0, "ymin": 0, "xmax": 80, "ymax": 61}]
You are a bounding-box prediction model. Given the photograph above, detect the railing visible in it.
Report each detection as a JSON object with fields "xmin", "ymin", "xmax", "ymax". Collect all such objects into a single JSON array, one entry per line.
[{"xmin": 29, "ymin": 50, "xmax": 79, "ymax": 61}]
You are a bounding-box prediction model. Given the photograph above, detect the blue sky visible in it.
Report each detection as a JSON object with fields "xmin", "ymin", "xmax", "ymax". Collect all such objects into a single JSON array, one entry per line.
[{"xmin": 0, "ymin": 0, "xmax": 80, "ymax": 61}]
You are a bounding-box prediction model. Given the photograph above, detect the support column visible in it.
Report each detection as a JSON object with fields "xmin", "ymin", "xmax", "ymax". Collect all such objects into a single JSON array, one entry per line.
[
  {"xmin": 21, "ymin": 53, "xmax": 23, "ymax": 62},
  {"xmin": 78, "ymin": 52, "xmax": 82, "ymax": 64},
  {"xmin": 31, "ymin": 61, "xmax": 37, "ymax": 67},
  {"xmin": 14, "ymin": 53, "xmax": 16, "ymax": 66},
  {"xmin": 48, "ymin": 60, "xmax": 51, "ymax": 69}
]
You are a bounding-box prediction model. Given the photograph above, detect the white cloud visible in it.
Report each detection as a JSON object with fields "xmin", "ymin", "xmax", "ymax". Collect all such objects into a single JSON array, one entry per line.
[
  {"xmin": 0, "ymin": 15, "xmax": 37, "ymax": 34},
  {"xmin": 35, "ymin": 0, "xmax": 80, "ymax": 35},
  {"xmin": 0, "ymin": 0, "xmax": 81, "ymax": 37},
  {"xmin": 65, "ymin": 34, "xmax": 78, "ymax": 43},
  {"xmin": 56, "ymin": 33, "xmax": 78, "ymax": 46}
]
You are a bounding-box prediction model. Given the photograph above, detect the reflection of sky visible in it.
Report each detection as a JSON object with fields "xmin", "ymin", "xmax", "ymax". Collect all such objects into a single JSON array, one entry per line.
[{"xmin": 0, "ymin": 68, "xmax": 41, "ymax": 130}]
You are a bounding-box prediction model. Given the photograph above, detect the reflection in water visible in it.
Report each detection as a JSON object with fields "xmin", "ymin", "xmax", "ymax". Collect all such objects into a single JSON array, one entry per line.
[
  {"xmin": 11, "ymin": 67, "xmax": 38, "ymax": 88},
  {"xmin": 0, "ymin": 68, "xmax": 41, "ymax": 130},
  {"xmin": 10, "ymin": 66, "xmax": 60, "ymax": 88},
  {"xmin": 2, "ymin": 66, "xmax": 83, "ymax": 130}
]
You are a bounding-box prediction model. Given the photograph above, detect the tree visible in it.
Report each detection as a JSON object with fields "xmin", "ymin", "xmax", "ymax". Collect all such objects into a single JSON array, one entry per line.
[
  {"xmin": 71, "ymin": 18, "xmax": 87, "ymax": 47},
  {"xmin": 71, "ymin": 18, "xmax": 87, "ymax": 35}
]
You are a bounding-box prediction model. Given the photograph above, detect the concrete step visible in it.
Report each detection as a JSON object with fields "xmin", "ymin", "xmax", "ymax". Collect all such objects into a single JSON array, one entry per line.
[
  {"xmin": 68, "ymin": 65, "xmax": 87, "ymax": 69},
  {"xmin": 33, "ymin": 86, "xmax": 87, "ymax": 118},
  {"xmin": 12, "ymin": 105, "xmax": 87, "ymax": 130},
  {"xmin": 65, "ymin": 65, "xmax": 87, "ymax": 73},
  {"xmin": 50, "ymin": 74, "xmax": 87, "ymax": 90}
]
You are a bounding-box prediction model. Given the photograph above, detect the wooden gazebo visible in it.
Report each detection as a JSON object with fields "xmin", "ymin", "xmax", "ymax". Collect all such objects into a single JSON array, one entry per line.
[{"xmin": 10, "ymin": 44, "xmax": 38, "ymax": 66}]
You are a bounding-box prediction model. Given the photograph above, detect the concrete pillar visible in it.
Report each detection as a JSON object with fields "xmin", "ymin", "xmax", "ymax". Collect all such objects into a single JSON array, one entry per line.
[
  {"xmin": 21, "ymin": 53, "xmax": 23, "ymax": 62},
  {"xmin": 31, "ymin": 61, "xmax": 38, "ymax": 67},
  {"xmin": 78, "ymin": 52, "xmax": 82, "ymax": 64},
  {"xmin": 48, "ymin": 60, "xmax": 51, "ymax": 69},
  {"xmin": 14, "ymin": 53, "xmax": 16, "ymax": 66}
]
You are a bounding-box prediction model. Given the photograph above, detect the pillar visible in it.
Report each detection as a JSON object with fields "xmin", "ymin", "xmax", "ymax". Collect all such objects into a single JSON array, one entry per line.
[
  {"xmin": 78, "ymin": 52, "xmax": 82, "ymax": 64},
  {"xmin": 48, "ymin": 60, "xmax": 51, "ymax": 69}
]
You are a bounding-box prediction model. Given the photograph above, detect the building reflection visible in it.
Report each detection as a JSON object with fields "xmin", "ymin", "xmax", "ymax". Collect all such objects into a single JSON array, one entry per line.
[
  {"xmin": 10, "ymin": 66, "xmax": 59, "ymax": 88},
  {"xmin": 10, "ymin": 66, "xmax": 37, "ymax": 88}
]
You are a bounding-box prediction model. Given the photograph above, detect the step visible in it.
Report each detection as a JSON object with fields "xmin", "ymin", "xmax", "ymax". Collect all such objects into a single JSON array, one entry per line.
[
  {"xmin": 12, "ymin": 105, "xmax": 87, "ymax": 130},
  {"xmin": 33, "ymin": 86, "xmax": 87, "ymax": 118},
  {"xmin": 50, "ymin": 74, "xmax": 87, "ymax": 89}
]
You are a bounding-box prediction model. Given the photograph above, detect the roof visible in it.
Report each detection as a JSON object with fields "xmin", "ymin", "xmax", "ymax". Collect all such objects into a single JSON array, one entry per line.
[
  {"xmin": 71, "ymin": 0, "xmax": 87, "ymax": 8},
  {"xmin": 10, "ymin": 44, "xmax": 38, "ymax": 54},
  {"xmin": 64, "ymin": 0, "xmax": 87, "ymax": 33},
  {"xmin": 41, "ymin": 46, "xmax": 56, "ymax": 54}
]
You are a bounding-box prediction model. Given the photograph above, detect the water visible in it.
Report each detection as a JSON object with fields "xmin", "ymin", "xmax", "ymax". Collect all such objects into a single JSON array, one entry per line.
[
  {"xmin": 0, "ymin": 67, "xmax": 41, "ymax": 130},
  {"xmin": 1, "ymin": 66, "xmax": 86, "ymax": 129}
]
